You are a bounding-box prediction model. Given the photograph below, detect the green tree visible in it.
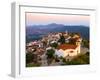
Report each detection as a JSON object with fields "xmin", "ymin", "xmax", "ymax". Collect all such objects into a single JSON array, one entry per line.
[
  {"xmin": 46, "ymin": 49, "xmax": 55, "ymax": 65},
  {"xmin": 50, "ymin": 42, "xmax": 58, "ymax": 48},
  {"xmin": 62, "ymin": 53, "xmax": 90, "ymax": 65},
  {"xmin": 82, "ymin": 39, "xmax": 89, "ymax": 48},
  {"xmin": 58, "ymin": 35, "xmax": 65, "ymax": 44},
  {"xmin": 26, "ymin": 53, "xmax": 34, "ymax": 63},
  {"xmin": 46, "ymin": 49, "xmax": 55, "ymax": 59}
]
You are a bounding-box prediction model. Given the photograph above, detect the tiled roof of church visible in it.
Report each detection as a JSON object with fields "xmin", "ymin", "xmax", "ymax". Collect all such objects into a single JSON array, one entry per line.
[{"xmin": 57, "ymin": 44, "xmax": 77, "ymax": 50}]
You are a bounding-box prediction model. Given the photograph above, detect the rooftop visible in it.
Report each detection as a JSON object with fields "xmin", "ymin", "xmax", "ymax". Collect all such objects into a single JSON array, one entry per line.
[{"xmin": 57, "ymin": 44, "xmax": 77, "ymax": 50}]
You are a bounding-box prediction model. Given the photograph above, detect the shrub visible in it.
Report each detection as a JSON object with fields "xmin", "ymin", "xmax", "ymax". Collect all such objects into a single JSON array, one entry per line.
[{"xmin": 26, "ymin": 53, "xmax": 34, "ymax": 63}]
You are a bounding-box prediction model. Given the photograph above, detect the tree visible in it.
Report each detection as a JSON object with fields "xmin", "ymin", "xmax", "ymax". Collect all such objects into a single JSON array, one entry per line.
[
  {"xmin": 62, "ymin": 53, "xmax": 90, "ymax": 65},
  {"xmin": 82, "ymin": 39, "xmax": 89, "ymax": 48},
  {"xmin": 46, "ymin": 49, "xmax": 55, "ymax": 65},
  {"xmin": 58, "ymin": 35, "xmax": 65, "ymax": 44},
  {"xmin": 26, "ymin": 53, "xmax": 34, "ymax": 63},
  {"xmin": 50, "ymin": 42, "xmax": 58, "ymax": 48},
  {"xmin": 46, "ymin": 49, "xmax": 55, "ymax": 59}
]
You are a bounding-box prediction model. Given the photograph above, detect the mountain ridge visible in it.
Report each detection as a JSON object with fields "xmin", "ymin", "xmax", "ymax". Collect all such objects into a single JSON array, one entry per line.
[{"xmin": 26, "ymin": 23, "xmax": 89, "ymax": 42}]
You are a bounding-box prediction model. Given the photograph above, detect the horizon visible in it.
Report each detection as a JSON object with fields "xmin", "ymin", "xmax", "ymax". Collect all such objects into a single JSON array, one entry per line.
[
  {"xmin": 26, "ymin": 23, "xmax": 89, "ymax": 27},
  {"xmin": 26, "ymin": 13, "xmax": 90, "ymax": 27}
]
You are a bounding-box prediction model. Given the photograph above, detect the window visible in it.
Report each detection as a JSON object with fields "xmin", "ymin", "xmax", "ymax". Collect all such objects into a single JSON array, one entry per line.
[{"xmin": 70, "ymin": 51, "xmax": 74, "ymax": 53}]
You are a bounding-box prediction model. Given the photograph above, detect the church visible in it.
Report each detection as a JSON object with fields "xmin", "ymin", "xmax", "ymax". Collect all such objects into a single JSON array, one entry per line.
[{"xmin": 55, "ymin": 34, "xmax": 82, "ymax": 59}]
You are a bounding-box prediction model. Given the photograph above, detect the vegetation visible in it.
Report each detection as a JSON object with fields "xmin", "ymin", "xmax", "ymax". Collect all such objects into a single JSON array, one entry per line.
[
  {"xmin": 62, "ymin": 52, "xmax": 90, "ymax": 65},
  {"xmin": 26, "ymin": 52, "xmax": 34, "ymax": 63},
  {"xmin": 46, "ymin": 49, "xmax": 55, "ymax": 65},
  {"xmin": 26, "ymin": 63, "xmax": 40, "ymax": 67},
  {"xmin": 50, "ymin": 42, "xmax": 58, "ymax": 48},
  {"xmin": 82, "ymin": 39, "xmax": 89, "ymax": 48},
  {"xmin": 26, "ymin": 31, "xmax": 90, "ymax": 67},
  {"xmin": 58, "ymin": 35, "xmax": 65, "ymax": 44},
  {"xmin": 46, "ymin": 49, "xmax": 55, "ymax": 59}
]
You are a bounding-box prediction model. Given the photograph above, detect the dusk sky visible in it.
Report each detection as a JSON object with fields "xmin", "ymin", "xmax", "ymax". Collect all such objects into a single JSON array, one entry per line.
[{"xmin": 26, "ymin": 13, "xmax": 90, "ymax": 26}]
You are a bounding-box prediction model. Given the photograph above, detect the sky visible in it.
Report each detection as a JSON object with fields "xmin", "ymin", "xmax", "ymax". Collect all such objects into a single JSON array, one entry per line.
[{"xmin": 26, "ymin": 13, "xmax": 90, "ymax": 26}]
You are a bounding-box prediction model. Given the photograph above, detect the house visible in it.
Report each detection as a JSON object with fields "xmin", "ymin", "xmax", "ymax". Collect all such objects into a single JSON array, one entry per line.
[
  {"xmin": 46, "ymin": 46, "xmax": 52, "ymax": 51},
  {"xmin": 55, "ymin": 44, "xmax": 81, "ymax": 58}
]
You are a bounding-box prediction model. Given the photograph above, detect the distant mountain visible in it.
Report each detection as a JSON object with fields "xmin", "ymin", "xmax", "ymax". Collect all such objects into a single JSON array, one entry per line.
[{"xmin": 26, "ymin": 23, "xmax": 89, "ymax": 42}]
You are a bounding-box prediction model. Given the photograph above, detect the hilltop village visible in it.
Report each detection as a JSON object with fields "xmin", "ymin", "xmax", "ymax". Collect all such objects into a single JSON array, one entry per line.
[{"xmin": 26, "ymin": 31, "xmax": 89, "ymax": 67}]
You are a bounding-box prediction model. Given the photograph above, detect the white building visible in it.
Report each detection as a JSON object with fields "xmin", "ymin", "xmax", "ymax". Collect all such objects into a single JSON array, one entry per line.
[{"xmin": 55, "ymin": 44, "xmax": 80, "ymax": 57}]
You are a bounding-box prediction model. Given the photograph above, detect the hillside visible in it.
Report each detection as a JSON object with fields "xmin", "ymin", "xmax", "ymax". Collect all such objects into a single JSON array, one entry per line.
[{"xmin": 26, "ymin": 23, "xmax": 89, "ymax": 42}]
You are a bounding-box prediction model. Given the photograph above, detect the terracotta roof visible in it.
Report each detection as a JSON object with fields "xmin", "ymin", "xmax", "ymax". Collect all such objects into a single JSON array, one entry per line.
[{"xmin": 57, "ymin": 44, "xmax": 77, "ymax": 50}]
